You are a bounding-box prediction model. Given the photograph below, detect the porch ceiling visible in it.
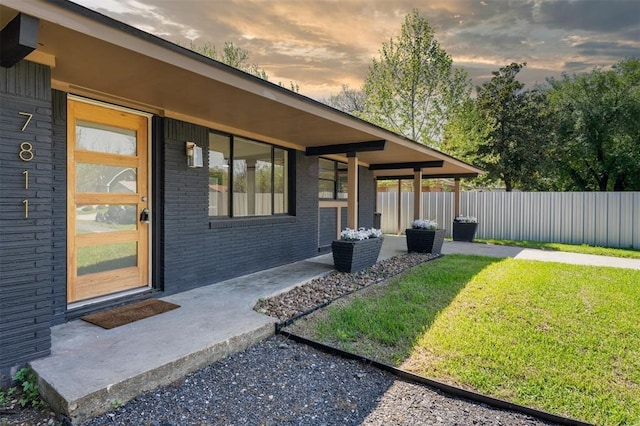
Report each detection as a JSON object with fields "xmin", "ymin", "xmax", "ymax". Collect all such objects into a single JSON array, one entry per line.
[{"xmin": 0, "ymin": 1, "xmax": 483, "ymax": 179}]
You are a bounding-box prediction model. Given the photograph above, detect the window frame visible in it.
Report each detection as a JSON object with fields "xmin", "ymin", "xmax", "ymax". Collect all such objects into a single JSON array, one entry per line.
[
  {"xmin": 318, "ymin": 158, "xmax": 348, "ymax": 201},
  {"xmin": 208, "ymin": 131, "xmax": 292, "ymax": 218}
]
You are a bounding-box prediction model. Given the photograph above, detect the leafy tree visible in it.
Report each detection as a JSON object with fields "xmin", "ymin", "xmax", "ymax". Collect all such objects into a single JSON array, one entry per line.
[
  {"xmin": 188, "ymin": 41, "xmax": 267, "ymax": 79},
  {"xmin": 547, "ymin": 58, "xmax": 640, "ymax": 191},
  {"xmin": 323, "ymin": 84, "xmax": 366, "ymax": 116},
  {"xmin": 361, "ymin": 9, "xmax": 471, "ymax": 147},
  {"xmin": 464, "ymin": 63, "xmax": 553, "ymax": 191},
  {"xmin": 187, "ymin": 41, "xmax": 299, "ymax": 92},
  {"xmin": 443, "ymin": 63, "xmax": 555, "ymax": 191},
  {"xmin": 441, "ymin": 98, "xmax": 497, "ymax": 188}
]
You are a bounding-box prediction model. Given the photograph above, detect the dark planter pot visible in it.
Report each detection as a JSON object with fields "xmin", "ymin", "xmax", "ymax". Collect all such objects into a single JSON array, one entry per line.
[
  {"xmin": 331, "ymin": 236, "xmax": 384, "ymax": 273},
  {"xmin": 453, "ymin": 222, "xmax": 478, "ymax": 242},
  {"xmin": 405, "ymin": 228, "xmax": 445, "ymax": 254}
]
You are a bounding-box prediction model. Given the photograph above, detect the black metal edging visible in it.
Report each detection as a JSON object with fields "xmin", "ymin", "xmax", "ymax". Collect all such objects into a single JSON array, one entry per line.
[{"xmin": 277, "ymin": 331, "xmax": 592, "ymax": 426}]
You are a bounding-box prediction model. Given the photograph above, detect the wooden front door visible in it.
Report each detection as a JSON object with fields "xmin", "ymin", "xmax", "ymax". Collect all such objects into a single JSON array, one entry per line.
[{"xmin": 67, "ymin": 99, "xmax": 150, "ymax": 303}]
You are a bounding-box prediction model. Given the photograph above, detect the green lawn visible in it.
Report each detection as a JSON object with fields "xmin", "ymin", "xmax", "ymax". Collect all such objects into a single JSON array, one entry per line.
[
  {"xmin": 308, "ymin": 255, "xmax": 640, "ymax": 425},
  {"xmin": 475, "ymin": 238, "xmax": 640, "ymax": 259}
]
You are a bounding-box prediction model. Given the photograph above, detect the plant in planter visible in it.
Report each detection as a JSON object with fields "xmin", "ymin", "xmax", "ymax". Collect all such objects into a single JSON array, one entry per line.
[
  {"xmin": 406, "ymin": 219, "xmax": 445, "ymax": 254},
  {"xmin": 331, "ymin": 227, "xmax": 384, "ymax": 273},
  {"xmin": 453, "ymin": 215, "xmax": 478, "ymax": 242}
]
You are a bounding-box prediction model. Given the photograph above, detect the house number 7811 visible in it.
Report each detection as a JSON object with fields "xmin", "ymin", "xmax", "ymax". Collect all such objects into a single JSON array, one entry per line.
[{"xmin": 19, "ymin": 112, "xmax": 34, "ymax": 219}]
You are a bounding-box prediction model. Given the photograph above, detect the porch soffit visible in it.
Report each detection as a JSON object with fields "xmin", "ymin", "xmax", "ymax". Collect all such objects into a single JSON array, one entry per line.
[{"xmin": 0, "ymin": 0, "xmax": 483, "ymax": 179}]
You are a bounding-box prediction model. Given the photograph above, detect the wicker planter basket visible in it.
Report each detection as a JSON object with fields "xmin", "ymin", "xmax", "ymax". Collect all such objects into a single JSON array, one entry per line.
[
  {"xmin": 453, "ymin": 222, "xmax": 478, "ymax": 242},
  {"xmin": 405, "ymin": 228, "xmax": 445, "ymax": 254},
  {"xmin": 331, "ymin": 236, "xmax": 384, "ymax": 273}
]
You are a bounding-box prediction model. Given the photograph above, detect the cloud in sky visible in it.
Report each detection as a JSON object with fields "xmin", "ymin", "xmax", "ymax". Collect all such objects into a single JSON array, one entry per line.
[{"xmin": 72, "ymin": 0, "xmax": 640, "ymax": 100}]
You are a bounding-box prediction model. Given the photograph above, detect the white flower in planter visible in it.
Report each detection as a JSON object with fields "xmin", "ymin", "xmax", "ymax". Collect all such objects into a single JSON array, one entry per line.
[
  {"xmin": 339, "ymin": 227, "xmax": 383, "ymax": 241},
  {"xmin": 454, "ymin": 215, "xmax": 478, "ymax": 223},
  {"xmin": 410, "ymin": 219, "xmax": 439, "ymax": 230}
]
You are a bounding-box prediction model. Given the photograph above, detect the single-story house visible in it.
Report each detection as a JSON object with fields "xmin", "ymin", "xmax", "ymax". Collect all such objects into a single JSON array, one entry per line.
[{"xmin": 0, "ymin": 0, "xmax": 482, "ymax": 382}]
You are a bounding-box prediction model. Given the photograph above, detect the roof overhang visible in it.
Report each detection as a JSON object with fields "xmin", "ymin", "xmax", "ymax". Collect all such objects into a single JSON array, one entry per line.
[
  {"xmin": 0, "ymin": 12, "xmax": 38, "ymax": 67},
  {"xmin": 0, "ymin": 0, "xmax": 483, "ymax": 179}
]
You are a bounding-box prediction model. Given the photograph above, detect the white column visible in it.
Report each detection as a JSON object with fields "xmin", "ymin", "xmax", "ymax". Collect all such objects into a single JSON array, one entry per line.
[{"xmin": 347, "ymin": 153, "xmax": 358, "ymax": 229}]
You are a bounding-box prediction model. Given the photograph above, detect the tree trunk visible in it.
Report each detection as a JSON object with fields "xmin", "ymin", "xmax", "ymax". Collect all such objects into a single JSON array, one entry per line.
[
  {"xmin": 504, "ymin": 179, "xmax": 513, "ymax": 192},
  {"xmin": 598, "ymin": 172, "xmax": 609, "ymax": 191}
]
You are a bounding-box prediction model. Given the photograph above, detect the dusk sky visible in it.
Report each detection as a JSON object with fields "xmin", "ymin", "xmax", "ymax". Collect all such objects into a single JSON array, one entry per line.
[{"xmin": 71, "ymin": 0, "xmax": 640, "ymax": 100}]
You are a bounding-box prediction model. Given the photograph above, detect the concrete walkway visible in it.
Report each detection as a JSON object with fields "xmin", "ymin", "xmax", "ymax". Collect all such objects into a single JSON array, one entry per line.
[
  {"xmin": 381, "ymin": 235, "xmax": 640, "ymax": 269},
  {"xmin": 442, "ymin": 239, "xmax": 640, "ymax": 269},
  {"xmin": 30, "ymin": 236, "xmax": 639, "ymax": 424}
]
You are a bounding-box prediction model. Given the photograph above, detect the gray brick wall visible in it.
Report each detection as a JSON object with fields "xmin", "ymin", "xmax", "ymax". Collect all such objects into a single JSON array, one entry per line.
[
  {"xmin": 50, "ymin": 90, "xmax": 66, "ymax": 325},
  {"xmin": 162, "ymin": 119, "xmax": 210, "ymax": 291},
  {"xmin": 161, "ymin": 119, "xmax": 320, "ymax": 294},
  {"xmin": 341, "ymin": 207, "xmax": 348, "ymax": 232},
  {"xmin": 0, "ymin": 61, "xmax": 53, "ymax": 382},
  {"xmin": 318, "ymin": 208, "xmax": 337, "ymax": 249},
  {"xmin": 358, "ymin": 166, "xmax": 376, "ymax": 229}
]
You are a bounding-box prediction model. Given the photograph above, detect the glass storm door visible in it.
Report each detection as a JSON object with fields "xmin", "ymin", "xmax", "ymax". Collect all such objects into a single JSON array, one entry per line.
[{"xmin": 67, "ymin": 99, "xmax": 150, "ymax": 303}]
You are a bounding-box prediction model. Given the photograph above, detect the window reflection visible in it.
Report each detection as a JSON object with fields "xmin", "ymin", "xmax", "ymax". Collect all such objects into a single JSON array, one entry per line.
[
  {"xmin": 77, "ymin": 242, "xmax": 137, "ymax": 276},
  {"xmin": 76, "ymin": 164, "xmax": 137, "ymax": 193},
  {"xmin": 208, "ymin": 134, "xmax": 230, "ymax": 216},
  {"xmin": 319, "ymin": 158, "xmax": 348, "ymax": 200},
  {"xmin": 274, "ymin": 148, "xmax": 288, "ymax": 214},
  {"xmin": 233, "ymin": 138, "xmax": 272, "ymax": 217},
  {"xmin": 76, "ymin": 204, "xmax": 137, "ymax": 234},
  {"xmin": 76, "ymin": 121, "xmax": 136, "ymax": 156},
  {"xmin": 208, "ymin": 133, "xmax": 290, "ymax": 217}
]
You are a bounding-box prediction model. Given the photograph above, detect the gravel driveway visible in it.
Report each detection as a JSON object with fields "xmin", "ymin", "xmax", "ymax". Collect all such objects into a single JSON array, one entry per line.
[{"xmin": 81, "ymin": 336, "xmax": 552, "ymax": 426}]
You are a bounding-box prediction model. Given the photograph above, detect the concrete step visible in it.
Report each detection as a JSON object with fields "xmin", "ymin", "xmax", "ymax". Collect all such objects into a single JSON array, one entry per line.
[{"xmin": 34, "ymin": 320, "xmax": 274, "ymax": 424}]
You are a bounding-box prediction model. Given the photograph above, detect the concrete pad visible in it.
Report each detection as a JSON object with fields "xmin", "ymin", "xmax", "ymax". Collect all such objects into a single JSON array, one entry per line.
[{"xmin": 30, "ymin": 255, "xmax": 334, "ymax": 425}]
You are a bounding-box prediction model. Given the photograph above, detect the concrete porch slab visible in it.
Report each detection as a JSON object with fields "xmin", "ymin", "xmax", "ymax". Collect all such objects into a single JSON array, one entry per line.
[{"xmin": 30, "ymin": 254, "xmax": 336, "ymax": 425}]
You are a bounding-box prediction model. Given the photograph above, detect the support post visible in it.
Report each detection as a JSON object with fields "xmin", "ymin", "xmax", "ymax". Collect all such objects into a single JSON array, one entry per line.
[
  {"xmin": 347, "ymin": 153, "xmax": 358, "ymax": 229},
  {"xmin": 413, "ymin": 168, "xmax": 422, "ymax": 220},
  {"xmin": 396, "ymin": 179, "xmax": 402, "ymax": 235},
  {"xmin": 454, "ymin": 178, "xmax": 461, "ymax": 218}
]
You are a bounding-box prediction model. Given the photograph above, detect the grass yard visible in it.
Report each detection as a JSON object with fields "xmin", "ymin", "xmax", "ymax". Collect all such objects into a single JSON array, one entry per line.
[
  {"xmin": 305, "ymin": 255, "xmax": 640, "ymax": 425},
  {"xmin": 475, "ymin": 238, "xmax": 640, "ymax": 259}
]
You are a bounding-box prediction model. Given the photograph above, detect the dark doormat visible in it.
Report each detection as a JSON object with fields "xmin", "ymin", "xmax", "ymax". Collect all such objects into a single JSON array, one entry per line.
[{"xmin": 81, "ymin": 299, "xmax": 180, "ymax": 329}]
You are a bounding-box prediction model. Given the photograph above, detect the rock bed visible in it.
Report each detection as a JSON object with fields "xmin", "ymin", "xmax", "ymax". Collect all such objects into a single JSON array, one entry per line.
[
  {"xmin": 82, "ymin": 336, "xmax": 552, "ymax": 426},
  {"xmin": 253, "ymin": 252, "xmax": 438, "ymax": 321}
]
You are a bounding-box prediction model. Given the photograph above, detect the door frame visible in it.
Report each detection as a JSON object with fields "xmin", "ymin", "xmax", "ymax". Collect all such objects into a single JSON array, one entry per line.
[{"xmin": 67, "ymin": 94, "xmax": 153, "ymax": 307}]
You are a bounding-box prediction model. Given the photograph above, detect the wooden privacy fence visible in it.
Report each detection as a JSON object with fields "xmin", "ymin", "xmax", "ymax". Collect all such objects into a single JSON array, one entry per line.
[{"xmin": 377, "ymin": 191, "xmax": 640, "ymax": 249}]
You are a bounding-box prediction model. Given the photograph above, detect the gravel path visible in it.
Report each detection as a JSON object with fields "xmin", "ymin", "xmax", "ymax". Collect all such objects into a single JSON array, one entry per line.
[
  {"xmin": 82, "ymin": 336, "xmax": 552, "ymax": 426},
  {"xmin": 79, "ymin": 254, "xmax": 556, "ymax": 426}
]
